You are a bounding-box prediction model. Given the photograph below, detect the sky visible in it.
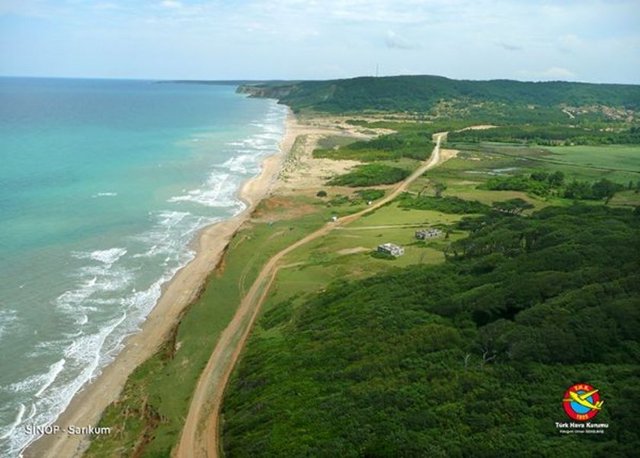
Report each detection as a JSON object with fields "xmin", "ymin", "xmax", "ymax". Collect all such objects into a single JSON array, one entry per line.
[{"xmin": 1, "ymin": 0, "xmax": 639, "ymax": 83}]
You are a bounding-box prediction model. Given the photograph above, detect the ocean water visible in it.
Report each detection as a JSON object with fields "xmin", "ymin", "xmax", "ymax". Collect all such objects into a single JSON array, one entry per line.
[{"xmin": 0, "ymin": 77, "xmax": 287, "ymax": 456}]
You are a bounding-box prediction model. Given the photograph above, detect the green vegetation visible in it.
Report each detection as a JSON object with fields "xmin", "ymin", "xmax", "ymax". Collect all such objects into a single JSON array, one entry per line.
[
  {"xmin": 485, "ymin": 171, "xmax": 564, "ymax": 196},
  {"xmin": 238, "ymin": 76, "xmax": 640, "ymax": 122},
  {"xmin": 448, "ymin": 125, "xmax": 640, "ymax": 145},
  {"xmin": 543, "ymin": 145, "xmax": 640, "ymax": 173},
  {"xmin": 484, "ymin": 172, "xmax": 557, "ymax": 194},
  {"xmin": 318, "ymin": 128, "xmax": 435, "ymax": 190},
  {"xmin": 316, "ymin": 135, "xmax": 360, "ymax": 150},
  {"xmin": 398, "ymin": 193, "xmax": 491, "ymax": 214},
  {"xmin": 437, "ymin": 143, "xmax": 640, "ymax": 186},
  {"xmin": 267, "ymin": 202, "xmax": 462, "ymax": 296},
  {"xmin": 345, "ymin": 118, "xmax": 474, "ymax": 132},
  {"xmin": 564, "ymin": 178, "xmax": 625, "ymax": 201},
  {"xmin": 325, "ymin": 189, "xmax": 384, "ymax": 207},
  {"xmin": 491, "ymin": 198, "xmax": 535, "ymax": 215},
  {"xmin": 222, "ymin": 204, "xmax": 640, "ymax": 457},
  {"xmin": 315, "ymin": 130, "xmax": 435, "ymax": 161},
  {"xmin": 354, "ymin": 188, "xmax": 385, "ymax": 202},
  {"xmin": 328, "ymin": 163, "xmax": 410, "ymax": 187},
  {"xmin": 327, "ymin": 194, "xmax": 350, "ymax": 206},
  {"xmin": 484, "ymin": 172, "xmax": 626, "ymax": 201}
]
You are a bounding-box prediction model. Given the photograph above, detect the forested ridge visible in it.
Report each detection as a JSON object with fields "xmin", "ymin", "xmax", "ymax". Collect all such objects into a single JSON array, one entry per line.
[
  {"xmin": 223, "ymin": 204, "xmax": 640, "ymax": 457},
  {"xmin": 237, "ymin": 75, "xmax": 640, "ymax": 116}
]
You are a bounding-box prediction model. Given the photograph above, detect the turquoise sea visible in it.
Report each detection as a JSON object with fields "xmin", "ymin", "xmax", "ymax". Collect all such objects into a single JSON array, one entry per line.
[{"xmin": 0, "ymin": 77, "xmax": 287, "ymax": 455}]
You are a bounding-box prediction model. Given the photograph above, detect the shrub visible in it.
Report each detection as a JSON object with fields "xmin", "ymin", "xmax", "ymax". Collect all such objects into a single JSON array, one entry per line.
[
  {"xmin": 354, "ymin": 189, "xmax": 385, "ymax": 201},
  {"xmin": 328, "ymin": 164, "xmax": 410, "ymax": 187},
  {"xmin": 398, "ymin": 193, "xmax": 491, "ymax": 214}
]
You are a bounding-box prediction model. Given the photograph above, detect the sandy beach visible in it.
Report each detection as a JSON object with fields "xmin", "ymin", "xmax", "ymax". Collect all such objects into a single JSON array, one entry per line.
[{"xmin": 24, "ymin": 110, "xmax": 300, "ymax": 458}]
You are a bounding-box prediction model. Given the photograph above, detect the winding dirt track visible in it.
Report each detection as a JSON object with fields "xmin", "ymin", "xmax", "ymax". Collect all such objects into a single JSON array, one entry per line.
[{"xmin": 174, "ymin": 133, "xmax": 446, "ymax": 458}]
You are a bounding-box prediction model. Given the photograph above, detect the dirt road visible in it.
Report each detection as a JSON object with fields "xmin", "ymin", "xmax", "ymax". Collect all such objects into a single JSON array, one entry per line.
[{"xmin": 174, "ymin": 133, "xmax": 446, "ymax": 458}]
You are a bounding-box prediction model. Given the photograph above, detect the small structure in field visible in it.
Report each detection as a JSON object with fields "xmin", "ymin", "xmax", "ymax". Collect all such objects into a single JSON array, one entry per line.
[
  {"xmin": 331, "ymin": 215, "xmax": 338, "ymax": 222},
  {"xmin": 377, "ymin": 243, "xmax": 405, "ymax": 257},
  {"xmin": 415, "ymin": 228, "xmax": 443, "ymax": 240}
]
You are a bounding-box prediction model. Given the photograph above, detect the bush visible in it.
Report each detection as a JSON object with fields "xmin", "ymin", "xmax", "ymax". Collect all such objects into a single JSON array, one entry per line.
[
  {"xmin": 485, "ymin": 175, "xmax": 533, "ymax": 192},
  {"xmin": 355, "ymin": 189, "xmax": 385, "ymax": 201},
  {"xmin": 328, "ymin": 195, "xmax": 350, "ymax": 206},
  {"xmin": 564, "ymin": 178, "xmax": 625, "ymax": 200},
  {"xmin": 316, "ymin": 190, "xmax": 327, "ymax": 197},
  {"xmin": 328, "ymin": 164, "xmax": 410, "ymax": 187},
  {"xmin": 398, "ymin": 193, "xmax": 491, "ymax": 214},
  {"xmin": 314, "ymin": 130, "xmax": 435, "ymax": 162}
]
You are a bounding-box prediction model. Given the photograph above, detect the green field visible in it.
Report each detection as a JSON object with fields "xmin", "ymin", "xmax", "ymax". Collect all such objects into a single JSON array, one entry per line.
[
  {"xmin": 267, "ymin": 203, "xmax": 466, "ymax": 305},
  {"xmin": 544, "ymin": 144, "xmax": 640, "ymax": 173},
  {"xmin": 423, "ymin": 143, "xmax": 640, "ymax": 209},
  {"xmin": 446, "ymin": 142, "xmax": 640, "ymax": 184}
]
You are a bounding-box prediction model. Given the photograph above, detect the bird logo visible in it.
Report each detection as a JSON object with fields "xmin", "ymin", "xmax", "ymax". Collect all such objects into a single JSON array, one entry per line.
[{"xmin": 563, "ymin": 383, "xmax": 603, "ymax": 421}]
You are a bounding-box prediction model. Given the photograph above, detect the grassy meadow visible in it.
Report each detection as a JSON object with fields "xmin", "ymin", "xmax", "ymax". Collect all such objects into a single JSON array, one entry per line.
[
  {"xmin": 448, "ymin": 142, "xmax": 640, "ymax": 185},
  {"xmin": 544, "ymin": 144, "xmax": 640, "ymax": 174}
]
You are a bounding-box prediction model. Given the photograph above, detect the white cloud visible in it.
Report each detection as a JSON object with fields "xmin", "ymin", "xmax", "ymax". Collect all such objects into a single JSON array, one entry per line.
[
  {"xmin": 385, "ymin": 30, "xmax": 416, "ymax": 50},
  {"xmin": 161, "ymin": 0, "xmax": 182, "ymax": 9},
  {"xmin": 2, "ymin": 0, "xmax": 638, "ymax": 82}
]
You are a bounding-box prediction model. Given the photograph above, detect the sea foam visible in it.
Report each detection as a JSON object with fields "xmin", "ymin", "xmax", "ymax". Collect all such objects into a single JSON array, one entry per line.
[
  {"xmin": 92, "ymin": 192, "xmax": 118, "ymax": 198},
  {"xmin": 72, "ymin": 247, "xmax": 127, "ymax": 265},
  {"xmin": 0, "ymin": 309, "xmax": 18, "ymax": 343}
]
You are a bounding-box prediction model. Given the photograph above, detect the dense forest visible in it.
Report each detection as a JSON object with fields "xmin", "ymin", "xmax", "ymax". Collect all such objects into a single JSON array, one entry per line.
[
  {"xmin": 222, "ymin": 204, "xmax": 640, "ymax": 457},
  {"xmin": 448, "ymin": 125, "xmax": 640, "ymax": 145},
  {"xmin": 237, "ymin": 75, "xmax": 640, "ymax": 117}
]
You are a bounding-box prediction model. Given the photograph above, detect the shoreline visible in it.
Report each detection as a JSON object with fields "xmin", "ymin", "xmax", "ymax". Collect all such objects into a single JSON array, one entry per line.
[{"xmin": 24, "ymin": 108, "xmax": 297, "ymax": 458}]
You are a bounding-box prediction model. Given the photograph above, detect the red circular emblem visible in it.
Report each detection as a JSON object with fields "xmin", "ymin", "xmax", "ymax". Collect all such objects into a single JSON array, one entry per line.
[{"xmin": 562, "ymin": 383, "xmax": 602, "ymax": 421}]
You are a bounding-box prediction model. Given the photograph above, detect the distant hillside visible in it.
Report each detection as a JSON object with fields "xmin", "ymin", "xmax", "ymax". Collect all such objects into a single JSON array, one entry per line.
[{"xmin": 237, "ymin": 75, "xmax": 640, "ymax": 121}]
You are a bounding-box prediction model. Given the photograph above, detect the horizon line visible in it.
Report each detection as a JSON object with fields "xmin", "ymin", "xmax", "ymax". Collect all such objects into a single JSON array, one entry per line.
[{"xmin": 1, "ymin": 74, "xmax": 638, "ymax": 86}]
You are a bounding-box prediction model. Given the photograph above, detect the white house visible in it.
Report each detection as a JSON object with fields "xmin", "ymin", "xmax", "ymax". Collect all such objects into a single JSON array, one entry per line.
[
  {"xmin": 415, "ymin": 228, "xmax": 443, "ymax": 240},
  {"xmin": 377, "ymin": 243, "xmax": 405, "ymax": 257}
]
